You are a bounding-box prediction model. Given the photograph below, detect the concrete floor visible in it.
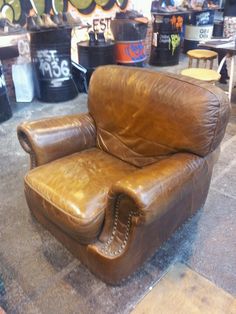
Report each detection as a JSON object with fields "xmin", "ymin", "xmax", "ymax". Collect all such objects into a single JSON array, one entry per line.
[{"xmin": 0, "ymin": 56, "xmax": 236, "ymax": 313}]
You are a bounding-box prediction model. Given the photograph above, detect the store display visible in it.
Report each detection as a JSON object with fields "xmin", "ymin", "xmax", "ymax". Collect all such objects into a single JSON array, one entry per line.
[
  {"xmin": 183, "ymin": 9, "xmax": 215, "ymax": 52},
  {"xmin": 41, "ymin": 13, "xmax": 57, "ymax": 28},
  {"xmin": 50, "ymin": 13, "xmax": 64, "ymax": 27},
  {"xmin": 150, "ymin": 12, "xmax": 183, "ymax": 66},
  {"xmin": 151, "ymin": 0, "xmax": 219, "ymax": 12},
  {"xmin": 111, "ymin": 11, "xmax": 148, "ymax": 67},
  {"xmin": 62, "ymin": 11, "xmax": 83, "ymax": 27},
  {"xmin": 151, "ymin": 0, "xmax": 188, "ymax": 13},
  {"xmin": 30, "ymin": 29, "xmax": 78, "ymax": 102},
  {"xmin": 0, "ymin": 16, "xmax": 22, "ymax": 34},
  {"xmin": 0, "ymin": 41, "xmax": 19, "ymax": 122},
  {"xmin": 27, "ymin": 12, "xmax": 89, "ymax": 32},
  {"xmin": 78, "ymin": 31, "xmax": 116, "ymax": 84},
  {"xmin": 26, "ymin": 15, "xmax": 43, "ymax": 32}
]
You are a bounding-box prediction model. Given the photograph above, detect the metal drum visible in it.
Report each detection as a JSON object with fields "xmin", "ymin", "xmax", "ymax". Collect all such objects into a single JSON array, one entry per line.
[
  {"xmin": 111, "ymin": 18, "xmax": 148, "ymax": 67},
  {"xmin": 0, "ymin": 63, "xmax": 12, "ymax": 123},
  {"xmin": 150, "ymin": 14, "xmax": 183, "ymax": 66},
  {"xmin": 30, "ymin": 29, "xmax": 78, "ymax": 103},
  {"xmin": 78, "ymin": 40, "xmax": 116, "ymax": 84},
  {"xmin": 183, "ymin": 9, "xmax": 215, "ymax": 53}
]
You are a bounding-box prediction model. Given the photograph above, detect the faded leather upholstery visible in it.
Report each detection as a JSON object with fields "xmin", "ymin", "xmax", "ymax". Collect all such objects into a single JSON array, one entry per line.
[
  {"xmin": 89, "ymin": 67, "xmax": 229, "ymax": 167},
  {"xmin": 18, "ymin": 114, "xmax": 96, "ymax": 168},
  {"xmin": 25, "ymin": 149, "xmax": 136, "ymax": 243},
  {"xmin": 17, "ymin": 66, "xmax": 230, "ymax": 284}
]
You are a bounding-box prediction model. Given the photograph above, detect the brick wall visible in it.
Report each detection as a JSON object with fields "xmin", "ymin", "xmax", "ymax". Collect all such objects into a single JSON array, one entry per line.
[{"xmin": 2, "ymin": 58, "xmax": 17, "ymax": 100}]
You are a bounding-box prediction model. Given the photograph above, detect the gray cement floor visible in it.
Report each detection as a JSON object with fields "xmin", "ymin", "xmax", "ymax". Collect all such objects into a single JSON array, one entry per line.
[{"xmin": 0, "ymin": 56, "xmax": 236, "ymax": 313}]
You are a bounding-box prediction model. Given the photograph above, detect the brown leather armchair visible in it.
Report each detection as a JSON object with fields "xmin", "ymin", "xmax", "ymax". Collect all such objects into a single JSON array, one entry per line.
[{"xmin": 17, "ymin": 66, "xmax": 230, "ymax": 284}]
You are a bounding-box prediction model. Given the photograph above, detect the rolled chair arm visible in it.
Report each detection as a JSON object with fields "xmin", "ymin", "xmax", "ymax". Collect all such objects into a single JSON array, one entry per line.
[
  {"xmin": 87, "ymin": 151, "xmax": 218, "ymax": 283},
  {"xmin": 109, "ymin": 152, "xmax": 217, "ymax": 224},
  {"xmin": 99, "ymin": 151, "xmax": 216, "ymax": 256},
  {"xmin": 17, "ymin": 113, "xmax": 96, "ymax": 168}
]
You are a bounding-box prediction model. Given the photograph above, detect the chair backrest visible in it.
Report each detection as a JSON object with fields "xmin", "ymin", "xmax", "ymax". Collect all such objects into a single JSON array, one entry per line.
[{"xmin": 88, "ymin": 66, "xmax": 230, "ymax": 167}]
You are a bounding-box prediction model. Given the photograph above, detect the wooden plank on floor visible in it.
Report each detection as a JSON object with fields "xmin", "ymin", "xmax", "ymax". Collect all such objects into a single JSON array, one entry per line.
[{"xmin": 132, "ymin": 263, "xmax": 236, "ymax": 314}]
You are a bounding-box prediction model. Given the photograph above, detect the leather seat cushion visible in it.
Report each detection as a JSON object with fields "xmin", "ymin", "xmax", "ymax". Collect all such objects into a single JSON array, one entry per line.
[{"xmin": 24, "ymin": 148, "xmax": 136, "ymax": 244}]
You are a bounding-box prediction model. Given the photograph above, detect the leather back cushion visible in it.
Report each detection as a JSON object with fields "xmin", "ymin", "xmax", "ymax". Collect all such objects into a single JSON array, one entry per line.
[{"xmin": 88, "ymin": 66, "xmax": 230, "ymax": 167}]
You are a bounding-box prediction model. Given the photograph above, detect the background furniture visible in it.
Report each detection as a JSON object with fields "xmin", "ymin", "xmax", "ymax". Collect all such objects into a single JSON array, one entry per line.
[
  {"xmin": 0, "ymin": 44, "xmax": 19, "ymax": 123},
  {"xmin": 181, "ymin": 49, "xmax": 220, "ymax": 84},
  {"xmin": 199, "ymin": 38, "xmax": 236, "ymax": 102},
  {"xmin": 111, "ymin": 17, "xmax": 148, "ymax": 67},
  {"xmin": 0, "ymin": 61, "xmax": 12, "ymax": 123},
  {"xmin": 17, "ymin": 66, "xmax": 230, "ymax": 284},
  {"xmin": 78, "ymin": 40, "xmax": 116, "ymax": 85},
  {"xmin": 187, "ymin": 49, "xmax": 218, "ymax": 68},
  {"xmin": 150, "ymin": 12, "xmax": 185, "ymax": 66},
  {"xmin": 183, "ymin": 9, "xmax": 215, "ymax": 53},
  {"xmin": 30, "ymin": 28, "xmax": 78, "ymax": 103},
  {"xmin": 181, "ymin": 67, "xmax": 221, "ymax": 82}
]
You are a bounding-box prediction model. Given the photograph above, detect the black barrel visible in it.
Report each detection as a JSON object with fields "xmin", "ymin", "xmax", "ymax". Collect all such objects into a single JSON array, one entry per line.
[
  {"xmin": 0, "ymin": 45, "xmax": 19, "ymax": 60},
  {"xmin": 183, "ymin": 10, "xmax": 215, "ymax": 53},
  {"xmin": 0, "ymin": 63, "xmax": 12, "ymax": 123},
  {"xmin": 78, "ymin": 41, "xmax": 116, "ymax": 84},
  {"xmin": 111, "ymin": 18, "xmax": 148, "ymax": 67},
  {"xmin": 30, "ymin": 29, "xmax": 78, "ymax": 103},
  {"xmin": 150, "ymin": 14, "xmax": 182, "ymax": 66},
  {"xmin": 213, "ymin": 20, "xmax": 223, "ymax": 37}
]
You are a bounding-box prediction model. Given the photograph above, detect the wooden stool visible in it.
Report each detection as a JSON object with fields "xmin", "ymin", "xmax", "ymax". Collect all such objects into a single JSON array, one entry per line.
[
  {"xmin": 181, "ymin": 68, "xmax": 221, "ymax": 83},
  {"xmin": 187, "ymin": 49, "xmax": 218, "ymax": 69}
]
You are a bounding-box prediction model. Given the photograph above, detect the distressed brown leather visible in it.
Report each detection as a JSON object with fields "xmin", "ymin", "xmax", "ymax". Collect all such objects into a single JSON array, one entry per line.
[
  {"xmin": 89, "ymin": 66, "xmax": 229, "ymax": 167},
  {"xmin": 25, "ymin": 148, "xmax": 136, "ymax": 243},
  {"xmin": 17, "ymin": 66, "xmax": 230, "ymax": 284},
  {"xmin": 17, "ymin": 113, "xmax": 96, "ymax": 168}
]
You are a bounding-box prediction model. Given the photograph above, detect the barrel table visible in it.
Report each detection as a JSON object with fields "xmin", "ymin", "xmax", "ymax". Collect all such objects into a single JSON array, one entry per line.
[
  {"xmin": 150, "ymin": 11, "xmax": 186, "ymax": 66},
  {"xmin": 0, "ymin": 44, "xmax": 19, "ymax": 123},
  {"xmin": 78, "ymin": 40, "xmax": 116, "ymax": 84},
  {"xmin": 111, "ymin": 18, "xmax": 148, "ymax": 67},
  {"xmin": 183, "ymin": 9, "xmax": 215, "ymax": 53},
  {"xmin": 0, "ymin": 62, "xmax": 12, "ymax": 123},
  {"xmin": 30, "ymin": 28, "xmax": 78, "ymax": 103}
]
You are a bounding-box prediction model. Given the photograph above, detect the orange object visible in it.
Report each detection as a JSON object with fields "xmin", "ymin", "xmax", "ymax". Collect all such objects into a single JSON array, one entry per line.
[
  {"xmin": 115, "ymin": 40, "xmax": 146, "ymax": 64},
  {"xmin": 170, "ymin": 16, "xmax": 177, "ymax": 26}
]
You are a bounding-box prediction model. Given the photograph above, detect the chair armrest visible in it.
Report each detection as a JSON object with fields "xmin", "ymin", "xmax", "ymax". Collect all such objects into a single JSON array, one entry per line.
[
  {"xmin": 92, "ymin": 151, "xmax": 217, "ymax": 280},
  {"xmin": 106, "ymin": 151, "xmax": 216, "ymax": 227},
  {"xmin": 17, "ymin": 113, "xmax": 96, "ymax": 168}
]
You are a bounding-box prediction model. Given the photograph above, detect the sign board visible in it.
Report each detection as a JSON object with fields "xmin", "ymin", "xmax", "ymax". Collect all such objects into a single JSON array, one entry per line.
[{"xmin": 185, "ymin": 25, "xmax": 213, "ymax": 41}]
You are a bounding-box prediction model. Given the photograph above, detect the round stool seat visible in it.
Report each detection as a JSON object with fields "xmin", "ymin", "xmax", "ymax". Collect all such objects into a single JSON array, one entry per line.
[
  {"xmin": 181, "ymin": 68, "xmax": 221, "ymax": 82},
  {"xmin": 187, "ymin": 49, "xmax": 218, "ymax": 60}
]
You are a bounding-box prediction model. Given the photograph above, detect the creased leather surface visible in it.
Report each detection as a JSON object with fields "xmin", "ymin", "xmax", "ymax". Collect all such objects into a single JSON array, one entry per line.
[
  {"xmin": 89, "ymin": 66, "xmax": 230, "ymax": 167},
  {"xmin": 17, "ymin": 113, "xmax": 96, "ymax": 168},
  {"xmin": 25, "ymin": 148, "xmax": 136, "ymax": 243},
  {"xmin": 18, "ymin": 66, "xmax": 231, "ymax": 283},
  {"xmin": 108, "ymin": 151, "xmax": 216, "ymax": 225}
]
